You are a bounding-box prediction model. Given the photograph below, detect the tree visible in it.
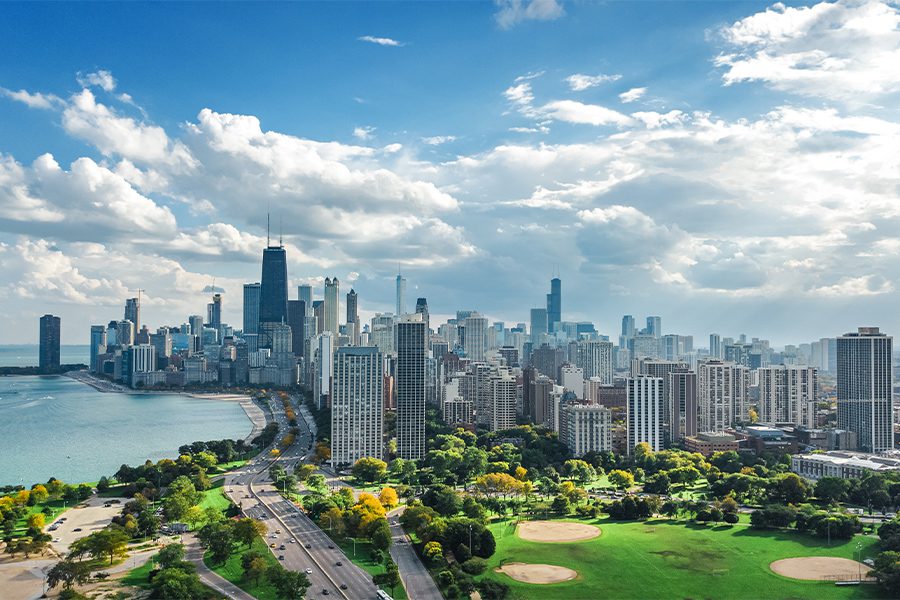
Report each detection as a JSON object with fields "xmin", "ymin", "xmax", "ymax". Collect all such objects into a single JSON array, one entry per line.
[
  {"xmin": 156, "ymin": 543, "xmax": 186, "ymax": 570},
  {"xmin": 197, "ymin": 521, "xmax": 235, "ymax": 565},
  {"xmin": 306, "ymin": 474, "xmax": 327, "ymax": 494},
  {"xmin": 233, "ymin": 518, "xmax": 267, "ymax": 548},
  {"xmin": 872, "ymin": 551, "xmax": 900, "ymax": 596},
  {"xmin": 478, "ymin": 579, "xmax": 511, "ymax": 600},
  {"xmin": 27, "ymin": 512, "xmax": 46, "ymax": 531},
  {"xmin": 372, "ymin": 519, "xmax": 392, "ymax": 552},
  {"xmin": 69, "ymin": 528, "xmax": 129, "ymax": 565},
  {"xmin": 353, "ymin": 457, "xmax": 389, "ymax": 483},
  {"xmin": 643, "ymin": 472, "xmax": 671, "ymax": 495},
  {"xmin": 563, "ymin": 460, "xmax": 597, "ymax": 485},
  {"xmin": 151, "ymin": 566, "xmax": 206, "ymax": 599},
  {"xmin": 551, "ymin": 494, "xmax": 571, "ymax": 515},
  {"xmin": 379, "ymin": 487, "xmax": 399, "ymax": 509},
  {"xmin": 294, "ymin": 463, "xmax": 316, "ymax": 482},
  {"xmin": 30, "ymin": 484, "xmax": 49, "ymax": 505},
  {"xmin": 608, "ymin": 470, "xmax": 635, "ymax": 490},
  {"xmin": 461, "ymin": 557, "xmax": 488, "ymax": 575},
  {"xmin": 47, "ymin": 559, "xmax": 91, "ymax": 591},
  {"xmin": 768, "ymin": 473, "xmax": 809, "ymax": 505},
  {"xmin": 269, "ymin": 566, "xmax": 311, "ymax": 599},
  {"xmin": 373, "ymin": 559, "xmax": 401, "ymax": 596},
  {"xmin": 423, "ymin": 540, "xmax": 444, "ymax": 565},
  {"xmin": 422, "ymin": 485, "xmax": 462, "ymax": 516},
  {"xmin": 241, "ymin": 551, "xmax": 269, "ymax": 584},
  {"xmin": 815, "ymin": 477, "xmax": 849, "ymax": 504}
]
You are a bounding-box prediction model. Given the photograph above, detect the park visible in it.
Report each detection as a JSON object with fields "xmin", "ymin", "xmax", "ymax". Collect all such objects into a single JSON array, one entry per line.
[{"xmin": 480, "ymin": 517, "xmax": 882, "ymax": 599}]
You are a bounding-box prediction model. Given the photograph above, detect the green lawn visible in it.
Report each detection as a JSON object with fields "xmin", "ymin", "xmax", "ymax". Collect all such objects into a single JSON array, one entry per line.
[
  {"xmin": 198, "ymin": 479, "xmax": 229, "ymax": 513},
  {"xmin": 480, "ymin": 516, "xmax": 885, "ymax": 600},
  {"xmin": 13, "ymin": 499, "xmax": 69, "ymax": 535},
  {"xmin": 205, "ymin": 536, "xmax": 282, "ymax": 600},
  {"xmin": 121, "ymin": 554, "xmax": 157, "ymax": 589}
]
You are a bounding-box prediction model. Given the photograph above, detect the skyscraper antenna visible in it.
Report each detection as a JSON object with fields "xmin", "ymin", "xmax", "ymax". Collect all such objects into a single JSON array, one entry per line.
[
  {"xmin": 267, "ymin": 212, "xmax": 271, "ymax": 247},
  {"xmin": 279, "ymin": 215, "xmax": 283, "ymax": 247}
]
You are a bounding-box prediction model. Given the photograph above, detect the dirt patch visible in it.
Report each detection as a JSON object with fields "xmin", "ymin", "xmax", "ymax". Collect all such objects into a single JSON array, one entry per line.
[
  {"xmin": 496, "ymin": 562, "xmax": 578, "ymax": 584},
  {"xmin": 517, "ymin": 521, "xmax": 600, "ymax": 543},
  {"xmin": 770, "ymin": 557, "xmax": 871, "ymax": 581}
]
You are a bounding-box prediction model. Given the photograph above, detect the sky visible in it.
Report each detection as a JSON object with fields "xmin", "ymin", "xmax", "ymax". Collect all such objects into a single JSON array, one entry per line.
[{"xmin": 1, "ymin": 0, "xmax": 900, "ymax": 346}]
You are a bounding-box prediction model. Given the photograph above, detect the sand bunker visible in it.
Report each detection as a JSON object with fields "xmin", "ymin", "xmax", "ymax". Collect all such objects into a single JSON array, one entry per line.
[
  {"xmin": 496, "ymin": 562, "xmax": 578, "ymax": 584},
  {"xmin": 517, "ymin": 520, "xmax": 601, "ymax": 543},
  {"xmin": 770, "ymin": 557, "xmax": 870, "ymax": 581}
]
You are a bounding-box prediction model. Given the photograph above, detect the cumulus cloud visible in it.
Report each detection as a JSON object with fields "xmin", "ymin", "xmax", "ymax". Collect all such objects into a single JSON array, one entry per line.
[
  {"xmin": 76, "ymin": 69, "xmax": 117, "ymax": 92},
  {"xmin": 716, "ymin": 0, "xmax": 900, "ymax": 101},
  {"xmin": 566, "ymin": 73, "xmax": 621, "ymax": 91},
  {"xmin": 538, "ymin": 100, "xmax": 633, "ymax": 126},
  {"xmin": 358, "ymin": 35, "xmax": 404, "ymax": 47},
  {"xmin": 422, "ymin": 135, "xmax": 457, "ymax": 145},
  {"xmin": 619, "ymin": 87, "xmax": 647, "ymax": 103},
  {"xmin": 353, "ymin": 125, "xmax": 376, "ymax": 140},
  {"xmin": 0, "ymin": 87, "xmax": 63, "ymax": 110},
  {"xmin": 495, "ymin": 0, "xmax": 565, "ymax": 29}
]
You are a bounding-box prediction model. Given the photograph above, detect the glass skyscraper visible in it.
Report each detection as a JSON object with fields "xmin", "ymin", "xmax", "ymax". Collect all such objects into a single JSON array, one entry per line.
[{"xmin": 259, "ymin": 245, "xmax": 288, "ymax": 327}]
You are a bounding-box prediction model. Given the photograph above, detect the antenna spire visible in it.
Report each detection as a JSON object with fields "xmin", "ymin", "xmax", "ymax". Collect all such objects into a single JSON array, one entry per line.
[
  {"xmin": 267, "ymin": 213, "xmax": 271, "ymax": 247},
  {"xmin": 279, "ymin": 215, "xmax": 283, "ymax": 247}
]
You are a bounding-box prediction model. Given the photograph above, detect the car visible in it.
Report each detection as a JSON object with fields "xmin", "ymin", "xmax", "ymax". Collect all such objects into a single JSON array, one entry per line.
[
  {"xmin": 305, "ymin": 543, "xmax": 312, "ymax": 549},
  {"xmin": 305, "ymin": 568, "xmax": 313, "ymax": 574},
  {"xmin": 328, "ymin": 544, "xmax": 334, "ymax": 549},
  {"xmin": 278, "ymin": 555, "xmax": 285, "ymax": 561},
  {"xmin": 279, "ymin": 544, "xmax": 286, "ymax": 550},
  {"xmin": 288, "ymin": 539, "xmax": 294, "ymax": 543},
  {"xmin": 335, "ymin": 561, "xmax": 342, "ymax": 566},
  {"xmin": 270, "ymin": 534, "xmax": 277, "ymax": 538},
  {"xmin": 276, "ymin": 529, "xmax": 282, "ymax": 534},
  {"xmin": 109, "ymin": 499, "xmax": 121, "ymax": 504},
  {"xmin": 270, "ymin": 543, "xmax": 277, "ymax": 548},
  {"xmin": 73, "ymin": 528, "xmax": 82, "ymax": 532},
  {"xmin": 53, "ymin": 538, "xmax": 60, "ymax": 542},
  {"xmin": 103, "ymin": 503, "xmax": 111, "ymax": 508},
  {"xmin": 340, "ymin": 584, "xmax": 348, "ymax": 590},
  {"xmin": 322, "ymin": 590, "xmax": 330, "ymax": 596}
]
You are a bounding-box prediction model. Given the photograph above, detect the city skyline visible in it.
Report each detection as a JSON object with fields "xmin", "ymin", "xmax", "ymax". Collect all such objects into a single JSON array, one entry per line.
[{"xmin": 3, "ymin": 1, "xmax": 900, "ymax": 345}]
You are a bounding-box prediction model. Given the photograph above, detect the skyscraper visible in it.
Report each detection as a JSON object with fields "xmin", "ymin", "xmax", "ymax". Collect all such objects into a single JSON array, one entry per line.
[
  {"xmin": 668, "ymin": 369, "xmax": 698, "ymax": 443},
  {"xmin": 463, "ymin": 313, "xmax": 488, "ymax": 361},
  {"xmin": 530, "ymin": 308, "xmax": 548, "ymax": 344},
  {"xmin": 415, "ymin": 297, "xmax": 429, "ymax": 330},
  {"xmin": 576, "ymin": 340, "xmax": 614, "ymax": 384},
  {"xmin": 243, "ymin": 283, "xmax": 261, "ymax": 335},
  {"xmin": 39, "ymin": 314, "xmax": 61, "ymax": 372},
  {"xmin": 346, "ymin": 288, "xmax": 358, "ymax": 344},
  {"xmin": 287, "ymin": 300, "xmax": 306, "ymax": 356},
  {"xmin": 396, "ymin": 314, "xmax": 426, "ymax": 460},
  {"xmin": 89, "ymin": 325, "xmax": 107, "ymax": 373},
  {"xmin": 298, "ymin": 284, "xmax": 313, "ymax": 316},
  {"xmin": 259, "ymin": 244, "xmax": 288, "ymax": 328},
  {"xmin": 627, "ymin": 375, "xmax": 663, "ymax": 452},
  {"xmin": 837, "ymin": 327, "xmax": 893, "ymax": 453},
  {"xmin": 331, "ymin": 346, "xmax": 384, "ymax": 468},
  {"xmin": 697, "ymin": 360, "xmax": 750, "ymax": 432},
  {"xmin": 396, "ymin": 271, "xmax": 406, "ymax": 316},
  {"xmin": 758, "ymin": 365, "xmax": 817, "ymax": 426},
  {"xmin": 124, "ymin": 297, "xmax": 140, "ymax": 333},
  {"xmin": 546, "ymin": 277, "xmax": 561, "ymax": 333},
  {"xmin": 646, "ymin": 316, "xmax": 662, "ymax": 338},
  {"xmin": 709, "ymin": 333, "xmax": 722, "ymax": 359},
  {"xmin": 207, "ymin": 293, "xmax": 222, "ymax": 331},
  {"xmin": 323, "ymin": 277, "xmax": 340, "ymax": 336}
]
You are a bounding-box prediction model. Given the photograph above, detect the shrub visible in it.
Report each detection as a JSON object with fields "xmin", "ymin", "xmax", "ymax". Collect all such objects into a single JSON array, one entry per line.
[{"xmin": 461, "ymin": 557, "xmax": 487, "ymax": 575}]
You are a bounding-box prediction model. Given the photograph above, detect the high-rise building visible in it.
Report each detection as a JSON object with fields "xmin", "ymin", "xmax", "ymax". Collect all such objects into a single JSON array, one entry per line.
[
  {"xmin": 39, "ymin": 314, "xmax": 60, "ymax": 372},
  {"xmin": 415, "ymin": 297, "xmax": 429, "ymax": 329},
  {"xmin": 188, "ymin": 315, "xmax": 203, "ymax": 336},
  {"xmin": 346, "ymin": 289, "xmax": 359, "ymax": 345},
  {"xmin": 564, "ymin": 404, "xmax": 611, "ymax": 457},
  {"xmin": 243, "ymin": 283, "xmax": 261, "ymax": 335},
  {"xmin": 323, "ymin": 277, "xmax": 340, "ymax": 336},
  {"xmin": 645, "ymin": 316, "xmax": 662, "ymax": 338},
  {"xmin": 124, "ymin": 297, "xmax": 140, "ymax": 333},
  {"xmin": 463, "ymin": 314, "xmax": 488, "ymax": 361},
  {"xmin": 489, "ymin": 368, "xmax": 517, "ymax": 431},
  {"xmin": 287, "ymin": 300, "xmax": 306, "ymax": 356},
  {"xmin": 259, "ymin": 244, "xmax": 288, "ymax": 327},
  {"xmin": 396, "ymin": 314, "xmax": 426, "ymax": 460},
  {"xmin": 331, "ymin": 346, "xmax": 384, "ymax": 468},
  {"xmin": 530, "ymin": 308, "xmax": 548, "ymax": 344},
  {"xmin": 89, "ymin": 325, "xmax": 107, "ymax": 373},
  {"xmin": 547, "ymin": 277, "xmax": 561, "ymax": 333},
  {"xmin": 560, "ymin": 365, "xmax": 585, "ymax": 399},
  {"xmin": 709, "ymin": 333, "xmax": 722, "ymax": 359},
  {"xmin": 697, "ymin": 360, "xmax": 750, "ymax": 432},
  {"xmin": 668, "ymin": 370, "xmax": 698, "ymax": 443},
  {"xmin": 396, "ymin": 271, "xmax": 407, "ymax": 316},
  {"xmin": 298, "ymin": 284, "xmax": 313, "ymax": 316},
  {"xmin": 117, "ymin": 319, "xmax": 135, "ymax": 347},
  {"xmin": 207, "ymin": 293, "xmax": 222, "ymax": 331},
  {"xmin": 576, "ymin": 340, "xmax": 614, "ymax": 384},
  {"xmin": 758, "ymin": 365, "xmax": 818, "ymax": 427},
  {"xmin": 627, "ymin": 375, "xmax": 663, "ymax": 452},
  {"xmin": 837, "ymin": 327, "xmax": 893, "ymax": 453}
]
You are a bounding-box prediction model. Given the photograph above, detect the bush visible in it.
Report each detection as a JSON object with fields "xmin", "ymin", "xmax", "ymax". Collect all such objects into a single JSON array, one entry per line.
[
  {"xmin": 461, "ymin": 557, "xmax": 487, "ymax": 575},
  {"xmin": 478, "ymin": 579, "xmax": 511, "ymax": 600},
  {"xmin": 723, "ymin": 512, "xmax": 739, "ymax": 524}
]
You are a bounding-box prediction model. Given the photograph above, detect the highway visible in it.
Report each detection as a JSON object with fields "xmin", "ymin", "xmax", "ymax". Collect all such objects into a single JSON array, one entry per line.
[{"xmin": 224, "ymin": 395, "xmax": 378, "ymax": 599}]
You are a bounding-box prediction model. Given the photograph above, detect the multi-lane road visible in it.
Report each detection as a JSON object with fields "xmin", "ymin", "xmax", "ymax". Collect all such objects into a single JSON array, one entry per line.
[{"xmin": 224, "ymin": 395, "xmax": 378, "ymax": 599}]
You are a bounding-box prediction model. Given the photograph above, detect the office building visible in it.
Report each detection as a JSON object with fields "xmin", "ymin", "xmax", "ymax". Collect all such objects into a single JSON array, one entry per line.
[
  {"xmin": 490, "ymin": 368, "xmax": 518, "ymax": 431},
  {"xmin": 560, "ymin": 365, "xmax": 584, "ymax": 399},
  {"xmin": 188, "ymin": 315, "xmax": 203, "ymax": 336},
  {"xmin": 668, "ymin": 370, "xmax": 698, "ymax": 443},
  {"xmin": 259, "ymin": 243, "xmax": 288, "ymax": 327},
  {"xmin": 323, "ymin": 277, "xmax": 340, "ymax": 336},
  {"xmin": 243, "ymin": 283, "xmax": 261, "ymax": 335},
  {"xmin": 287, "ymin": 300, "xmax": 306, "ymax": 356},
  {"xmin": 39, "ymin": 314, "xmax": 61, "ymax": 372},
  {"xmin": 396, "ymin": 271, "xmax": 406, "ymax": 316},
  {"xmin": 207, "ymin": 293, "xmax": 222, "ymax": 331},
  {"xmin": 530, "ymin": 308, "xmax": 548, "ymax": 345},
  {"xmin": 346, "ymin": 289, "xmax": 359, "ymax": 344},
  {"xmin": 331, "ymin": 346, "xmax": 384, "ymax": 468},
  {"xmin": 547, "ymin": 277, "xmax": 561, "ymax": 333},
  {"xmin": 837, "ymin": 327, "xmax": 893, "ymax": 453},
  {"xmin": 709, "ymin": 333, "xmax": 722, "ymax": 359},
  {"xmin": 576, "ymin": 340, "xmax": 614, "ymax": 384},
  {"xmin": 645, "ymin": 316, "xmax": 662, "ymax": 338},
  {"xmin": 396, "ymin": 314, "xmax": 426, "ymax": 460},
  {"xmin": 463, "ymin": 314, "xmax": 488, "ymax": 361},
  {"xmin": 124, "ymin": 297, "xmax": 140, "ymax": 333},
  {"xmin": 89, "ymin": 325, "xmax": 107, "ymax": 373},
  {"xmin": 298, "ymin": 284, "xmax": 313, "ymax": 316},
  {"xmin": 627, "ymin": 375, "xmax": 663, "ymax": 452},
  {"xmin": 758, "ymin": 365, "xmax": 817, "ymax": 427}
]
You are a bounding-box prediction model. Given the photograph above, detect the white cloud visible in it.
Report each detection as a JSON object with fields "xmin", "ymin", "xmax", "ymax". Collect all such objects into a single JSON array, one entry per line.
[
  {"xmin": 619, "ymin": 87, "xmax": 647, "ymax": 103},
  {"xmin": 422, "ymin": 135, "xmax": 457, "ymax": 145},
  {"xmin": 716, "ymin": 0, "xmax": 900, "ymax": 101},
  {"xmin": 495, "ymin": 0, "xmax": 565, "ymax": 29},
  {"xmin": 0, "ymin": 88, "xmax": 63, "ymax": 110},
  {"xmin": 566, "ymin": 73, "xmax": 621, "ymax": 91},
  {"xmin": 383, "ymin": 143, "xmax": 403, "ymax": 153},
  {"xmin": 353, "ymin": 126, "xmax": 376, "ymax": 140},
  {"xmin": 811, "ymin": 275, "xmax": 894, "ymax": 297},
  {"xmin": 76, "ymin": 70, "xmax": 117, "ymax": 92},
  {"xmin": 358, "ymin": 35, "xmax": 404, "ymax": 47},
  {"xmin": 538, "ymin": 100, "xmax": 633, "ymax": 126}
]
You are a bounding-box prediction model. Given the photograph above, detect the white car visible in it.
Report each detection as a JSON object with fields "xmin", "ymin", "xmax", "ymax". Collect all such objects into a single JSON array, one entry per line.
[{"xmin": 305, "ymin": 568, "xmax": 312, "ymax": 574}]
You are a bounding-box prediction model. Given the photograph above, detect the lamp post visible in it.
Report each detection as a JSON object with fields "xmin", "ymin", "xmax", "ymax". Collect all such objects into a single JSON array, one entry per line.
[{"xmin": 857, "ymin": 541, "xmax": 862, "ymax": 581}]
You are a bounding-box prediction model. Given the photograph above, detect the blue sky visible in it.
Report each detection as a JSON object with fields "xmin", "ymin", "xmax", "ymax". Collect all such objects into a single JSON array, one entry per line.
[{"xmin": 1, "ymin": 0, "xmax": 899, "ymax": 344}]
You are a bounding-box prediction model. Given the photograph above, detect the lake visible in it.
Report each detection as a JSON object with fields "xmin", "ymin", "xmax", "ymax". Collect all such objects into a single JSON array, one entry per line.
[
  {"xmin": 0, "ymin": 375, "xmax": 253, "ymax": 487},
  {"xmin": 0, "ymin": 344, "xmax": 90, "ymax": 367}
]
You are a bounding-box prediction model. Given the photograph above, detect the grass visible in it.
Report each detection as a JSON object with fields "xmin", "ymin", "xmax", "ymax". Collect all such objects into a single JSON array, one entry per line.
[
  {"xmin": 479, "ymin": 516, "xmax": 886, "ymax": 600},
  {"xmin": 121, "ymin": 554, "xmax": 157, "ymax": 589},
  {"xmin": 205, "ymin": 536, "xmax": 282, "ymax": 600},
  {"xmin": 332, "ymin": 536, "xmax": 408, "ymax": 600},
  {"xmin": 13, "ymin": 499, "xmax": 69, "ymax": 535},
  {"xmin": 198, "ymin": 479, "xmax": 230, "ymax": 513}
]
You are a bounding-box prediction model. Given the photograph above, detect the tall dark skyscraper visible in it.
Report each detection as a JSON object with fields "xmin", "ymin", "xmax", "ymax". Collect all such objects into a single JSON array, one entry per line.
[
  {"xmin": 837, "ymin": 327, "xmax": 893, "ymax": 452},
  {"xmin": 547, "ymin": 277, "xmax": 561, "ymax": 333},
  {"xmin": 207, "ymin": 293, "xmax": 222, "ymax": 330},
  {"xmin": 243, "ymin": 283, "xmax": 260, "ymax": 334},
  {"xmin": 124, "ymin": 297, "xmax": 140, "ymax": 333},
  {"xmin": 259, "ymin": 244, "xmax": 288, "ymax": 327},
  {"xmin": 287, "ymin": 299, "xmax": 306, "ymax": 356},
  {"xmin": 39, "ymin": 314, "xmax": 60, "ymax": 372},
  {"xmin": 346, "ymin": 289, "xmax": 358, "ymax": 325},
  {"xmin": 396, "ymin": 314, "xmax": 426, "ymax": 460}
]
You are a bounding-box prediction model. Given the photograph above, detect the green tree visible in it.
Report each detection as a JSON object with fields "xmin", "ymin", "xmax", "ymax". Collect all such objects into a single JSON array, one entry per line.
[
  {"xmin": 233, "ymin": 518, "xmax": 267, "ymax": 548},
  {"xmin": 371, "ymin": 519, "xmax": 392, "ymax": 552},
  {"xmin": 198, "ymin": 521, "xmax": 235, "ymax": 565},
  {"xmin": 871, "ymin": 551, "xmax": 900, "ymax": 596},
  {"xmin": 269, "ymin": 566, "xmax": 311, "ymax": 599},
  {"xmin": 47, "ymin": 559, "xmax": 91, "ymax": 590},
  {"xmin": 373, "ymin": 559, "xmax": 401, "ymax": 596},
  {"xmin": 151, "ymin": 566, "xmax": 206, "ymax": 599},
  {"xmin": 608, "ymin": 469, "xmax": 635, "ymax": 490},
  {"xmin": 352, "ymin": 457, "xmax": 389, "ymax": 483},
  {"xmin": 69, "ymin": 528, "xmax": 129, "ymax": 565},
  {"xmin": 563, "ymin": 460, "xmax": 597, "ymax": 485},
  {"xmin": 294, "ymin": 463, "xmax": 316, "ymax": 482},
  {"xmin": 768, "ymin": 473, "xmax": 809, "ymax": 505},
  {"xmin": 422, "ymin": 485, "xmax": 462, "ymax": 516},
  {"xmin": 241, "ymin": 551, "xmax": 269, "ymax": 584},
  {"xmin": 423, "ymin": 540, "xmax": 444, "ymax": 565},
  {"xmin": 815, "ymin": 477, "xmax": 849, "ymax": 504},
  {"xmin": 156, "ymin": 543, "xmax": 186, "ymax": 569}
]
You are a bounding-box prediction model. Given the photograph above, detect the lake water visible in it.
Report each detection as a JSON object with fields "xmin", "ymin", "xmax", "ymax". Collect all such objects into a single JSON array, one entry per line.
[
  {"xmin": 0, "ymin": 345, "xmax": 90, "ymax": 367},
  {"xmin": 0, "ymin": 375, "xmax": 252, "ymax": 487}
]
